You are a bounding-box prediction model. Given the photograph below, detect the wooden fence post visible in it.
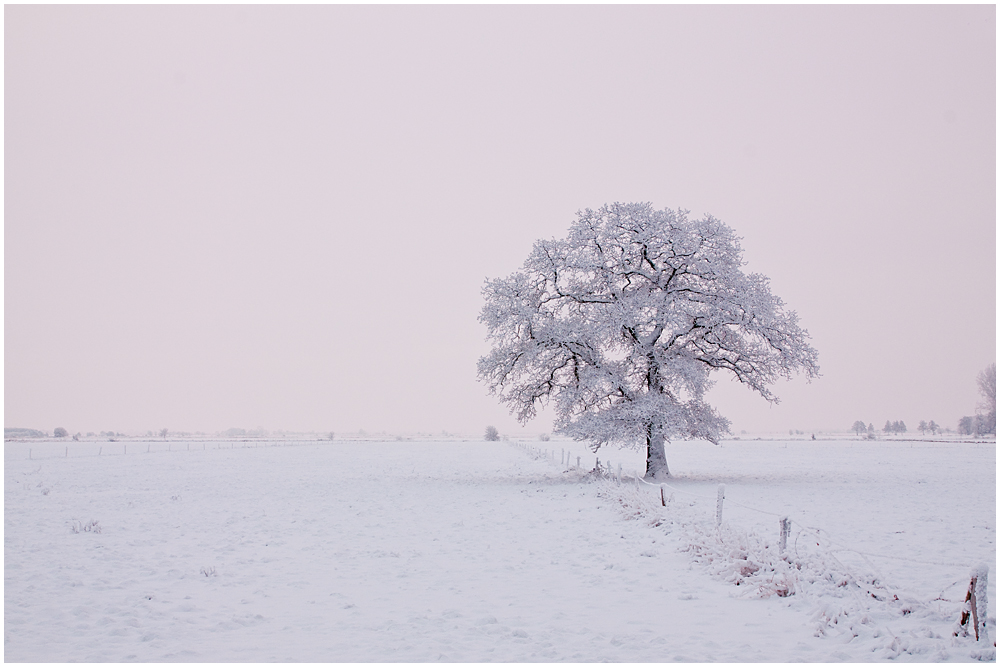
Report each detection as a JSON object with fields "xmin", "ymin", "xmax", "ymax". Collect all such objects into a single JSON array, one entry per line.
[
  {"xmin": 716, "ymin": 484, "xmax": 725, "ymax": 526},
  {"xmin": 779, "ymin": 517, "xmax": 791, "ymax": 554},
  {"xmin": 958, "ymin": 566, "xmax": 991, "ymax": 642},
  {"xmin": 975, "ymin": 566, "xmax": 990, "ymax": 643}
]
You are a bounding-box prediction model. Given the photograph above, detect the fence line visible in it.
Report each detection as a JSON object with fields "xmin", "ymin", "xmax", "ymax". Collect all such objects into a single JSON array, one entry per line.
[
  {"xmin": 8, "ymin": 438, "xmax": 357, "ymax": 462},
  {"xmin": 514, "ymin": 441, "xmax": 983, "ymax": 574}
]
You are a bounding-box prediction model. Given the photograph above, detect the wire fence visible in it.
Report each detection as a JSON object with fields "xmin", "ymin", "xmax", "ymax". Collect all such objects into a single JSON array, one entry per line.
[
  {"xmin": 516, "ymin": 440, "xmax": 986, "ymax": 572},
  {"xmin": 4, "ymin": 437, "xmax": 353, "ymax": 461},
  {"xmin": 514, "ymin": 439, "xmax": 993, "ymax": 649}
]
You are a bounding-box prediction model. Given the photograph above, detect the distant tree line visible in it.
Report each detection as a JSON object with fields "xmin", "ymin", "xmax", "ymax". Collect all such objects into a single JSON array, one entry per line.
[
  {"xmin": 917, "ymin": 420, "xmax": 940, "ymax": 435},
  {"xmin": 852, "ymin": 363, "xmax": 996, "ymax": 439},
  {"xmin": 851, "ymin": 421, "xmax": 875, "ymax": 438},
  {"xmin": 882, "ymin": 420, "xmax": 907, "ymax": 434},
  {"xmin": 852, "ymin": 419, "xmax": 942, "ymax": 438}
]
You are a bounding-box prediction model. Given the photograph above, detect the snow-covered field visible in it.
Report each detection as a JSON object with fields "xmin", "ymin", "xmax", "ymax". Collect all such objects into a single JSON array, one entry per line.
[{"xmin": 4, "ymin": 437, "xmax": 995, "ymax": 661}]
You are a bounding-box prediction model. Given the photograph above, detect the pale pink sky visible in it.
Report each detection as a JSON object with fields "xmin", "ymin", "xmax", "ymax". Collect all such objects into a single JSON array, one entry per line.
[{"xmin": 5, "ymin": 5, "xmax": 995, "ymax": 436}]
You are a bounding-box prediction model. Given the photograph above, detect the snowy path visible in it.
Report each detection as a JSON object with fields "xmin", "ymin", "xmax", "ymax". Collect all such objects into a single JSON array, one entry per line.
[{"xmin": 5, "ymin": 440, "xmax": 823, "ymax": 662}]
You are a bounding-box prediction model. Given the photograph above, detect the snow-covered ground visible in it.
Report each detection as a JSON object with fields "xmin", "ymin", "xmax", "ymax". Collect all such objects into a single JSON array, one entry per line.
[{"xmin": 4, "ymin": 437, "xmax": 995, "ymax": 661}]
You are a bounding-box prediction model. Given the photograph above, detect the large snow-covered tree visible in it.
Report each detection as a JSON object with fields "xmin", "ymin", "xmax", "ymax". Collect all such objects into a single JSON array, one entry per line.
[{"xmin": 477, "ymin": 203, "xmax": 820, "ymax": 478}]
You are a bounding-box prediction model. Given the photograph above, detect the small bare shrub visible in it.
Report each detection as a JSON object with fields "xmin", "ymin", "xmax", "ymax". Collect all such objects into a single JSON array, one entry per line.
[{"xmin": 71, "ymin": 519, "xmax": 101, "ymax": 534}]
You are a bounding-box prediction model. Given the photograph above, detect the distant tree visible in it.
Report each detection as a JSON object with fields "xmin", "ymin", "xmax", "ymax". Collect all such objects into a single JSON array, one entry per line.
[
  {"xmin": 977, "ymin": 362, "xmax": 996, "ymax": 412},
  {"xmin": 974, "ymin": 414, "xmax": 990, "ymax": 436},
  {"xmin": 53, "ymin": 427, "xmax": 68, "ymax": 438},
  {"xmin": 927, "ymin": 420, "xmax": 939, "ymax": 435},
  {"xmin": 894, "ymin": 420, "xmax": 907, "ymax": 434},
  {"xmin": 958, "ymin": 416, "xmax": 974, "ymax": 436},
  {"xmin": 980, "ymin": 414, "xmax": 995, "ymax": 435},
  {"xmin": 484, "ymin": 425, "xmax": 500, "ymax": 441},
  {"xmin": 852, "ymin": 420, "xmax": 867, "ymax": 436},
  {"xmin": 917, "ymin": 420, "xmax": 927, "ymax": 435},
  {"xmin": 976, "ymin": 363, "xmax": 996, "ymax": 435},
  {"xmin": 160, "ymin": 428, "xmax": 169, "ymax": 439},
  {"xmin": 477, "ymin": 203, "xmax": 819, "ymax": 479},
  {"xmin": 538, "ymin": 433, "xmax": 551, "ymax": 442},
  {"xmin": 867, "ymin": 423, "xmax": 876, "ymax": 439},
  {"xmin": 883, "ymin": 420, "xmax": 892, "ymax": 434}
]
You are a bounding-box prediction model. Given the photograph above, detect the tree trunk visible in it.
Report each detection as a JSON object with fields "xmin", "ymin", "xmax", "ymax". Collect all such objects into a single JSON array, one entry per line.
[{"xmin": 645, "ymin": 425, "xmax": 670, "ymax": 479}]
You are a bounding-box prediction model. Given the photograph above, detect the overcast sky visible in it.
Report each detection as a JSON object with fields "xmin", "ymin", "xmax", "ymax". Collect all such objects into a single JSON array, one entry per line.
[{"xmin": 6, "ymin": 5, "xmax": 995, "ymax": 437}]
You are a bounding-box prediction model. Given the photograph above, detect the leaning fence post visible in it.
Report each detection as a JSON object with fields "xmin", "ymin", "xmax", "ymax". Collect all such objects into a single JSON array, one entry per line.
[
  {"xmin": 974, "ymin": 565, "xmax": 990, "ymax": 643},
  {"xmin": 779, "ymin": 517, "xmax": 791, "ymax": 554},
  {"xmin": 960, "ymin": 565, "xmax": 991, "ymax": 642},
  {"xmin": 956, "ymin": 566, "xmax": 990, "ymax": 642},
  {"xmin": 576, "ymin": 456, "xmax": 580, "ymax": 470},
  {"xmin": 660, "ymin": 484, "xmax": 666, "ymax": 506},
  {"xmin": 716, "ymin": 484, "xmax": 725, "ymax": 526},
  {"xmin": 617, "ymin": 463, "xmax": 622, "ymax": 484}
]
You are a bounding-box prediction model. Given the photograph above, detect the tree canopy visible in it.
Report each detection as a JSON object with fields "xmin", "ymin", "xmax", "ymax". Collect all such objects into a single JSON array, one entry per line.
[{"xmin": 477, "ymin": 203, "xmax": 820, "ymax": 478}]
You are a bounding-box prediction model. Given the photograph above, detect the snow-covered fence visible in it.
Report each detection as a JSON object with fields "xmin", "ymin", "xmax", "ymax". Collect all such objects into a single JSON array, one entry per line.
[
  {"xmin": 643, "ymin": 476, "xmax": 991, "ymax": 652},
  {"xmin": 513, "ymin": 440, "xmax": 993, "ymax": 651},
  {"xmin": 6, "ymin": 438, "xmax": 347, "ymax": 461}
]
